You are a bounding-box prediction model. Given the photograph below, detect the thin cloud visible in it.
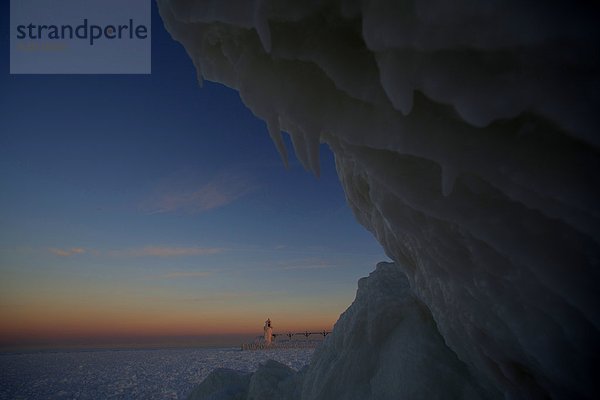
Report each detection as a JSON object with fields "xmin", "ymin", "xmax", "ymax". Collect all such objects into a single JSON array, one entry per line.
[
  {"xmin": 281, "ymin": 262, "xmax": 337, "ymax": 270},
  {"xmin": 184, "ymin": 290, "xmax": 283, "ymax": 302},
  {"xmin": 49, "ymin": 247, "xmax": 86, "ymax": 257},
  {"xmin": 265, "ymin": 259, "xmax": 338, "ymax": 271},
  {"xmin": 141, "ymin": 171, "xmax": 258, "ymax": 214},
  {"xmin": 157, "ymin": 271, "xmax": 213, "ymax": 279},
  {"xmin": 109, "ymin": 246, "xmax": 224, "ymax": 258}
]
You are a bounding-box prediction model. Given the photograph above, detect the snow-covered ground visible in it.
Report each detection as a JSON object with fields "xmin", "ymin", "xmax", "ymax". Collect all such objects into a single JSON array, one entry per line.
[{"xmin": 0, "ymin": 347, "xmax": 314, "ymax": 399}]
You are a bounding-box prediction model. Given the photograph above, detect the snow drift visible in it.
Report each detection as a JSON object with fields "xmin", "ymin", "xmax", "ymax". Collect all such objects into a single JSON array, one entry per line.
[{"xmin": 157, "ymin": 1, "xmax": 600, "ymax": 398}]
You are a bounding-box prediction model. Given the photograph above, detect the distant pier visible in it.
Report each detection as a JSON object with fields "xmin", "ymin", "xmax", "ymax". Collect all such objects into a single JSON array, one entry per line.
[{"xmin": 241, "ymin": 319, "xmax": 331, "ymax": 351}]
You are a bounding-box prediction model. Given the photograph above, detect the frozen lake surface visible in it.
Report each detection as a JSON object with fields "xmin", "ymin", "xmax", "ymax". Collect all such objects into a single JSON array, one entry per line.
[{"xmin": 0, "ymin": 347, "xmax": 314, "ymax": 399}]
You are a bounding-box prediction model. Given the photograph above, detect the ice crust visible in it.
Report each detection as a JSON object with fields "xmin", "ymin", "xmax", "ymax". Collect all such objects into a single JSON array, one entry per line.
[
  {"xmin": 0, "ymin": 347, "xmax": 313, "ymax": 399},
  {"xmin": 157, "ymin": 1, "xmax": 600, "ymax": 398}
]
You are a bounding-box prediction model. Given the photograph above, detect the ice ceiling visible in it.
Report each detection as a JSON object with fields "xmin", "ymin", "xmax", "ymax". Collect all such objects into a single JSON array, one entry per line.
[{"xmin": 157, "ymin": 1, "xmax": 599, "ymax": 398}]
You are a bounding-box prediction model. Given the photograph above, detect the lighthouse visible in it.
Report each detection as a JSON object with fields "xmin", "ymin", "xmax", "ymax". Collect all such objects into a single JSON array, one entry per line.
[{"xmin": 263, "ymin": 318, "xmax": 273, "ymax": 345}]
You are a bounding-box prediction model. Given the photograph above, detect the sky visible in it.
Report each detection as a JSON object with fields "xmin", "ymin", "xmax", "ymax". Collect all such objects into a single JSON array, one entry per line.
[{"xmin": 0, "ymin": 2, "xmax": 387, "ymax": 348}]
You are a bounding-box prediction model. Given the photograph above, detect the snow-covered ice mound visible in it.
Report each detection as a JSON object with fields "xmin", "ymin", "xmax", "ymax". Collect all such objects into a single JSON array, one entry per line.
[
  {"xmin": 188, "ymin": 360, "xmax": 306, "ymax": 400},
  {"xmin": 302, "ymin": 262, "xmax": 483, "ymax": 399},
  {"xmin": 157, "ymin": 1, "xmax": 600, "ymax": 398},
  {"xmin": 188, "ymin": 262, "xmax": 483, "ymax": 399}
]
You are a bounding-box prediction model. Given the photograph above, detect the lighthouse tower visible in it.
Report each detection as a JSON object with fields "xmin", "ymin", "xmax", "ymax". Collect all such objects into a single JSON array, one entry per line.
[{"xmin": 264, "ymin": 318, "xmax": 273, "ymax": 345}]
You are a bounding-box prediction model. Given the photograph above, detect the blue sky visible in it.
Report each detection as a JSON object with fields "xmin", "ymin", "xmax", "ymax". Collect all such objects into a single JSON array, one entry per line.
[{"xmin": 0, "ymin": 2, "xmax": 387, "ymax": 345}]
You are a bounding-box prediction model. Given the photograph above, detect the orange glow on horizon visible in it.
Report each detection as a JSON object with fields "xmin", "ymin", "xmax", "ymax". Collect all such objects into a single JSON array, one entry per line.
[
  {"xmin": 0, "ymin": 303, "xmax": 338, "ymax": 348},
  {"xmin": 0, "ymin": 257, "xmax": 352, "ymax": 349}
]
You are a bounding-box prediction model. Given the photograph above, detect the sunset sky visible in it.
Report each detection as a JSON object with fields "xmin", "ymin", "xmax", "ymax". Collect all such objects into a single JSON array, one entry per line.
[{"xmin": 0, "ymin": 2, "xmax": 386, "ymax": 348}]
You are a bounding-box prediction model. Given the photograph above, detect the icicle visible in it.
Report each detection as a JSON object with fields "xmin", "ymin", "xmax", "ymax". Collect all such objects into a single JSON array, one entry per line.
[
  {"xmin": 266, "ymin": 116, "xmax": 288, "ymax": 168},
  {"xmin": 376, "ymin": 52, "xmax": 414, "ymax": 115},
  {"xmin": 306, "ymin": 133, "xmax": 321, "ymax": 177},
  {"xmin": 194, "ymin": 60, "xmax": 204, "ymax": 87},
  {"xmin": 254, "ymin": 0, "xmax": 271, "ymax": 53},
  {"xmin": 394, "ymin": 87, "xmax": 414, "ymax": 116},
  {"xmin": 441, "ymin": 165, "xmax": 458, "ymax": 197},
  {"xmin": 290, "ymin": 131, "xmax": 311, "ymax": 172}
]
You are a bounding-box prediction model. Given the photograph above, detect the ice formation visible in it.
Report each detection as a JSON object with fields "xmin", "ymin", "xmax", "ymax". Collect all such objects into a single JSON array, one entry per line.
[
  {"xmin": 157, "ymin": 1, "xmax": 600, "ymax": 398},
  {"xmin": 188, "ymin": 360, "xmax": 306, "ymax": 400}
]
